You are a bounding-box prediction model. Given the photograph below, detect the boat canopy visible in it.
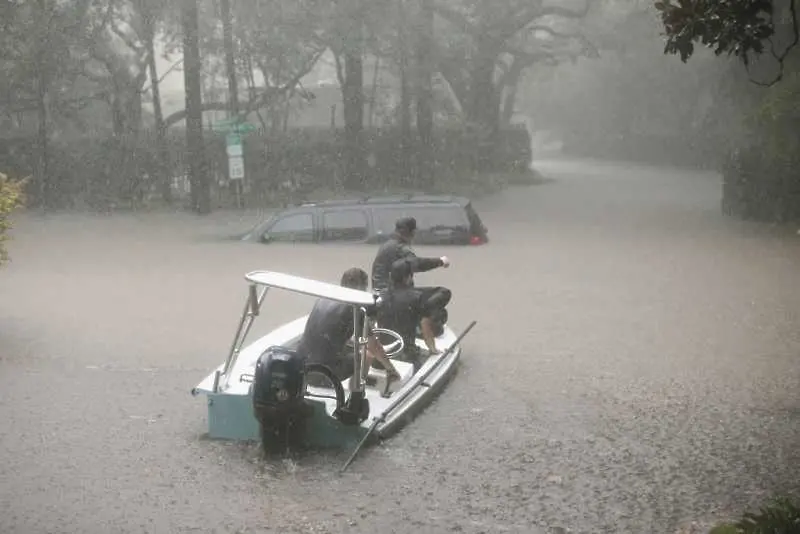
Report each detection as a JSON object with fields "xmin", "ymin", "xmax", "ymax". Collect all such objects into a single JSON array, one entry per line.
[{"xmin": 245, "ymin": 270, "xmax": 377, "ymax": 307}]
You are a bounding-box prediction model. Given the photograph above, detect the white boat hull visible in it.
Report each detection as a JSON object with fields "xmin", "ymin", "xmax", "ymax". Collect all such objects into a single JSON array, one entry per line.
[{"xmin": 192, "ymin": 315, "xmax": 462, "ymax": 446}]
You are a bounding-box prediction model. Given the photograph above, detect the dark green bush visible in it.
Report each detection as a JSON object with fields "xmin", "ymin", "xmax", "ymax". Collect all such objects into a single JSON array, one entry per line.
[
  {"xmin": 711, "ymin": 497, "xmax": 800, "ymax": 534},
  {"xmin": 0, "ymin": 171, "xmax": 26, "ymax": 265},
  {"xmin": 0, "ymin": 124, "xmax": 533, "ymax": 209},
  {"xmin": 721, "ymin": 146, "xmax": 800, "ymax": 223}
]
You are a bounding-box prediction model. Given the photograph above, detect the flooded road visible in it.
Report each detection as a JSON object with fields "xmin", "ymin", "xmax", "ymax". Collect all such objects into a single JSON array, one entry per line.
[{"xmin": 1, "ymin": 159, "xmax": 799, "ymax": 534}]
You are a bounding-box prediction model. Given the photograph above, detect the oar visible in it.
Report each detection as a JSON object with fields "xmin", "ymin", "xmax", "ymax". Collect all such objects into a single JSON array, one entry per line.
[{"xmin": 339, "ymin": 320, "xmax": 477, "ymax": 473}]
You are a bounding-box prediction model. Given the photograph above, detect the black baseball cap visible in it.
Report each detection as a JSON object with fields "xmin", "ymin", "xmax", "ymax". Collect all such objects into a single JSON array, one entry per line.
[{"xmin": 395, "ymin": 216, "xmax": 417, "ymax": 233}]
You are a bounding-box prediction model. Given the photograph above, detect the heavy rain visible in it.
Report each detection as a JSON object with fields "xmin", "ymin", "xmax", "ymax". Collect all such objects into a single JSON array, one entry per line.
[{"xmin": 1, "ymin": 1, "xmax": 799, "ymax": 533}]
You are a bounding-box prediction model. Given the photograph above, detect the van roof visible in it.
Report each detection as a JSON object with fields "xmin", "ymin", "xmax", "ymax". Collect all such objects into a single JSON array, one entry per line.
[{"xmin": 291, "ymin": 193, "xmax": 471, "ymax": 210}]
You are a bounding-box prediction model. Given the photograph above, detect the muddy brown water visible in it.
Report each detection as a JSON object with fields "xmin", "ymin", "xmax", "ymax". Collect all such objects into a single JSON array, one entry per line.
[{"xmin": 1, "ymin": 159, "xmax": 799, "ymax": 534}]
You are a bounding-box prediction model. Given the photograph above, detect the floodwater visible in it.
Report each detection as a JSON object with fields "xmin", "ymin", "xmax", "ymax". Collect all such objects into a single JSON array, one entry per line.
[{"xmin": 1, "ymin": 159, "xmax": 799, "ymax": 534}]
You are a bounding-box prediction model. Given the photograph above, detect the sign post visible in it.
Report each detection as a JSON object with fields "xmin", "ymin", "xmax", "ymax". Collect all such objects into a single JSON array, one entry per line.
[{"xmin": 212, "ymin": 119, "xmax": 256, "ymax": 208}]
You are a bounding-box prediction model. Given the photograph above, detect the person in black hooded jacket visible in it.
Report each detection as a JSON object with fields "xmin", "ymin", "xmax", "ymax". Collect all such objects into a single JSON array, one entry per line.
[
  {"xmin": 375, "ymin": 258, "xmax": 452, "ymax": 370},
  {"xmin": 370, "ymin": 216, "xmax": 450, "ymax": 294}
]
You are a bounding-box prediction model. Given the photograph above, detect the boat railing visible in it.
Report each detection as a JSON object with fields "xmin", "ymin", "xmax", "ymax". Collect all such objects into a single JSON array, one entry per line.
[
  {"xmin": 212, "ymin": 271, "xmax": 402, "ymax": 395},
  {"xmin": 215, "ymin": 283, "xmax": 269, "ymax": 392}
]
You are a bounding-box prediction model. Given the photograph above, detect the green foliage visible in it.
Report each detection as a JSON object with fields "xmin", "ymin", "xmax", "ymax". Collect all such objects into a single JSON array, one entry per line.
[
  {"xmin": 433, "ymin": 0, "xmax": 592, "ymax": 118},
  {"xmin": 229, "ymin": 0, "xmax": 329, "ymax": 85},
  {"xmin": 241, "ymin": 125, "xmax": 531, "ymax": 194},
  {"xmin": 756, "ymin": 72, "xmax": 800, "ymax": 121},
  {"xmin": 654, "ymin": 0, "xmax": 777, "ymax": 63},
  {"xmin": 652, "ymin": 1, "xmax": 800, "ymax": 221},
  {"xmin": 1, "ymin": 1, "xmax": 113, "ymax": 117},
  {"xmin": 0, "ymin": 124, "xmax": 530, "ymax": 210},
  {"xmin": 751, "ymin": 72, "xmax": 800, "ymax": 161},
  {"xmin": 711, "ymin": 497, "xmax": 800, "ymax": 534},
  {"xmin": 0, "ymin": 0, "xmax": 540, "ymax": 212},
  {"xmin": 0, "ymin": 172, "xmax": 26, "ymax": 266},
  {"xmin": 735, "ymin": 497, "xmax": 800, "ymax": 533},
  {"xmin": 654, "ymin": 0, "xmax": 800, "ymax": 87}
]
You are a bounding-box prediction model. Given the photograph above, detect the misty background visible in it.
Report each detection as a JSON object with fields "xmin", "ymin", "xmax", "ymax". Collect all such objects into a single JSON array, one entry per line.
[{"xmin": 2, "ymin": 0, "xmax": 796, "ymax": 221}]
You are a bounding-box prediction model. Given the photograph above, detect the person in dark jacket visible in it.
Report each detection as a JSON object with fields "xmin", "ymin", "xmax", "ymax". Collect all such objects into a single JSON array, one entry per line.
[
  {"xmin": 375, "ymin": 258, "xmax": 452, "ymax": 370},
  {"xmin": 297, "ymin": 267, "xmax": 400, "ymax": 386},
  {"xmin": 370, "ymin": 216, "xmax": 450, "ymax": 293}
]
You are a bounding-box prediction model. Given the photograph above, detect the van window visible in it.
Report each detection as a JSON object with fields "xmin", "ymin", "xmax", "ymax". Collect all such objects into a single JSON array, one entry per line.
[
  {"xmin": 374, "ymin": 206, "xmax": 468, "ymax": 234},
  {"xmin": 321, "ymin": 209, "xmax": 369, "ymax": 241},
  {"xmin": 264, "ymin": 212, "xmax": 314, "ymax": 242}
]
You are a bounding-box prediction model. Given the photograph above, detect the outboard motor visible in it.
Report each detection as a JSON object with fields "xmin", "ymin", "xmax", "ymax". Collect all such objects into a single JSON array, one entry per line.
[{"xmin": 251, "ymin": 346, "xmax": 312, "ymax": 455}]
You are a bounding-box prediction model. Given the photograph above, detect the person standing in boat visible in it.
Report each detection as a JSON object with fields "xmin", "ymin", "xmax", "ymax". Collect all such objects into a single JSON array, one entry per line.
[
  {"xmin": 375, "ymin": 259, "xmax": 452, "ymax": 371},
  {"xmin": 297, "ymin": 267, "xmax": 401, "ymax": 386},
  {"xmin": 370, "ymin": 216, "xmax": 450, "ymax": 294}
]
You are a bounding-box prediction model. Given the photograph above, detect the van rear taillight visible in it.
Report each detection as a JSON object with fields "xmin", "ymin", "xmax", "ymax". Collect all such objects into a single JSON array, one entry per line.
[{"xmin": 469, "ymin": 235, "xmax": 485, "ymax": 245}]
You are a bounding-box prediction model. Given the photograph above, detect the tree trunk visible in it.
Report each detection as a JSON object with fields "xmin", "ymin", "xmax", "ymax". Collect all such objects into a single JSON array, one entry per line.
[
  {"xmin": 220, "ymin": 0, "xmax": 239, "ymax": 118},
  {"xmin": 341, "ymin": 25, "xmax": 365, "ymax": 191},
  {"xmin": 182, "ymin": 0, "xmax": 211, "ymax": 214},
  {"xmin": 146, "ymin": 26, "xmax": 172, "ymax": 204},
  {"xmin": 500, "ymin": 85, "xmax": 517, "ymax": 128},
  {"xmin": 220, "ymin": 0, "xmax": 243, "ymax": 208},
  {"xmin": 499, "ymin": 61, "xmax": 525, "ymax": 127},
  {"xmin": 437, "ymin": 58, "xmax": 469, "ymax": 116},
  {"xmin": 111, "ymin": 82, "xmax": 126, "ymax": 137},
  {"xmin": 467, "ymin": 40, "xmax": 501, "ymax": 171},
  {"xmin": 397, "ymin": 0, "xmax": 413, "ymax": 184},
  {"xmin": 414, "ymin": 0, "xmax": 435, "ymax": 186},
  {"xmin": 368, "ymin": 55, "xmax": 380, "ymax": 128},
  {"xmin": 35, "ymin": 0, "xmax": 51, "ymax": 210},
  {"xmin": 35, "ymin": 60, "xmax": 50, "ymax": 210}
]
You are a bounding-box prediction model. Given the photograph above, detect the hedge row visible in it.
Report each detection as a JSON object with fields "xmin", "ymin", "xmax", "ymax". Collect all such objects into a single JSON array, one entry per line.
[
  {"xmin": 0, "ymin": 125, "xmax": 532, "ymax": 210},
  {"xmin": 721, "ymin": 147, "xmax": 800, "ymax": 223}
]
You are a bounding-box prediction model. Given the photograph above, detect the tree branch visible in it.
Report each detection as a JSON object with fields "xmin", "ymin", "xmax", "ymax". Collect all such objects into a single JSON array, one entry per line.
[
  {"xmin": 525, "ymin": 25, "xmax": 579, "ymax": 41},
  {"xmin": 432, "ymin": 0, "xmax": 590, "ymax": 54},
  {"xmin": 332, "ymin": 48, "xmax": 346, "ymax": 89},
  {"xmin": 436, "ymin": 58, "xmax": 469, "ymax": 112},
  {"xmin": 111, "ymin": 22, "xmax": 144, "ymax": 54},
  {"xmin": 6, "ymin": 90, "xmax": 110, "ymax": 113},
  {"xmin": 161, "ymin": 48, "xmax": 324, "ymax": 129},
  {"xmin": 501, "ymin": 2, "xmax": 590, "ymax": 42},
  {"xmin": 430, "ymin": 2, "xmax": 476, "ymax": 34},
  {"xmin": 140, "ymin": 58, "xmax": 184, "ymax": 95},
  {"xmin": 747, "ymin": 0, "xmax": 799, "ymax": 86}
]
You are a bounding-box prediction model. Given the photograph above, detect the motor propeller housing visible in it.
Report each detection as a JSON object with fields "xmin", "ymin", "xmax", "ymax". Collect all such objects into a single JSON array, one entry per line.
[{"xmin": 251, "ymin": 346, "xmax": 311, "ymax": 455}]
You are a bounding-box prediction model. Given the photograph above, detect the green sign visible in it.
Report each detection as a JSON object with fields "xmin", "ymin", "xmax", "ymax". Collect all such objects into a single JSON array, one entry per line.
[
  {"xmin": 212, "ymin": 119, "xmax": 256, "ymax": 135},
  {"xmin": 226, "ymin": 133, "xmax": 241, "ymax": 147}
]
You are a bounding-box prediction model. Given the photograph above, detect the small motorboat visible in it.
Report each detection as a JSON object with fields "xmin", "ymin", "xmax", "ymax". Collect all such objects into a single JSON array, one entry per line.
[{"xmin": 191, "ymin": 270, "xmax": 475, "ymax": 468}]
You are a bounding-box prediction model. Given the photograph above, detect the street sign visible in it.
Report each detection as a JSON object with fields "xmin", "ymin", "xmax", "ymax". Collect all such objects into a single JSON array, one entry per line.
[
  {"xmin": 212, "ymin": 120, "xmax": 257, "ymax": 135},
  {"xmin": 228, "ymin": 155, "xmax": 244, "ymax": 180},
  {"xmin": 214, "ymin": 117, "xmax": 252, "ymax": 202},
  {"xmin": 225, "ymin": 133, "xmax": 242, "ymax": 157},
  {"xmin": 235, "ymin": 123, "xmax": 256, "ymax": 134}
]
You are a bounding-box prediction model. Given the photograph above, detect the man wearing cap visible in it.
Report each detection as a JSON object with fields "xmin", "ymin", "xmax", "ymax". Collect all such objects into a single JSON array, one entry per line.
[
  {"xmin": 370, "ymin": 216, "xmax": 450, "ymax": 294},
  {"xmin": 374, "ymin": 258, "xmax": 452, "ymax": 370}
]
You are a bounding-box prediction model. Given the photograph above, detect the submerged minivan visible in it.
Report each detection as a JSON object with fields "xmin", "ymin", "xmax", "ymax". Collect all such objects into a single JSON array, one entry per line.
[{"xmin": 241, "ymin": 194, "xmax": 489, "ymax": 246}]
